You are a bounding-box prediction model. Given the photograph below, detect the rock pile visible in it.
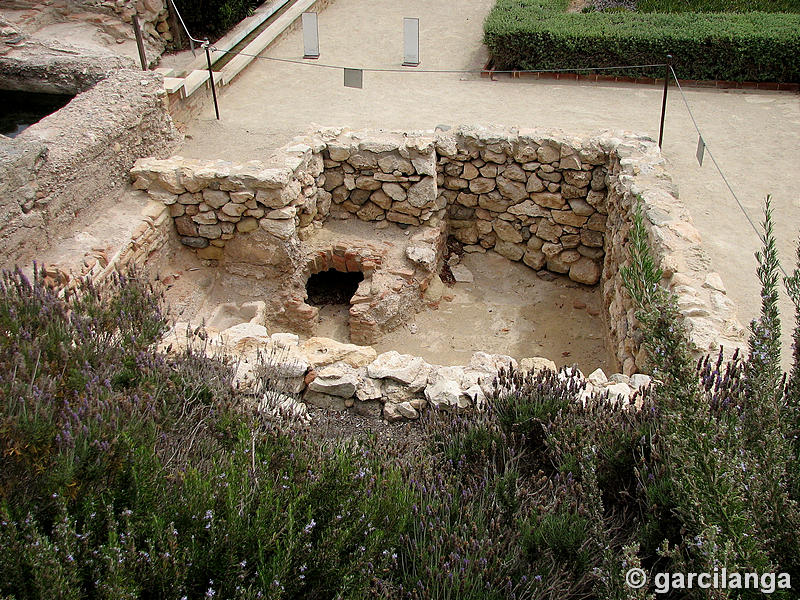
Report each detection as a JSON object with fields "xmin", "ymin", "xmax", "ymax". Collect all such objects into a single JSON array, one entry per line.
[{"xmin": 166, "ymin": 322, "xmax": 651, "ymax": 423}]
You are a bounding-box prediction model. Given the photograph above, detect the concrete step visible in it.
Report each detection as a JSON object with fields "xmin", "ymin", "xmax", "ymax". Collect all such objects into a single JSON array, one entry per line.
[{"xmin": 219, "ymin": 0, "xmax": 318, "ymax": 86}]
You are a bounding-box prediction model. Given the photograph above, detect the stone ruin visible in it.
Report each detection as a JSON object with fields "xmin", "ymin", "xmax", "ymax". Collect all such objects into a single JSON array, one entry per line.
[
  {"xmin": 0, "ymin": 14, "xmax": 181, "ymax": 268},
  {"xmin": 125, "ymin": 125, "xmax": 747, "ymax": 422}
]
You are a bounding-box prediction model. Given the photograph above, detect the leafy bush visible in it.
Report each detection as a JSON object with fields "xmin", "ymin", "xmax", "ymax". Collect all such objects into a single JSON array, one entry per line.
[
  {"xmin": 484, "ymin": 0, "xmax": 800, "ymax": 82},
  {"xmin": 637, "ymin": 0, "xmax": 800, "ymax": 13},
  {"xmin": 173, "ymin": 0, "xmax": 262, "ymax": 43}
]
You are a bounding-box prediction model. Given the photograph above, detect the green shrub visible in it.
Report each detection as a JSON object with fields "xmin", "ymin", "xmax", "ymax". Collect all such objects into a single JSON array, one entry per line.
[
  {"xmin": 484, "ymin": 0, "xmax": 800, "ymax": 82},
  {"xmin": 637, "ymin": 0, "xmax": 800, "ymax": 13},
  {"xmin": 174, "ymin": 0, "xmax": 261, "ymax": 43}
]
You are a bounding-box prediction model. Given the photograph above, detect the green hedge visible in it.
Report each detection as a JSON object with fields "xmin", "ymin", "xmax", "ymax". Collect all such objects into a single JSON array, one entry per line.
[
  {"xmin": 484, "ymin": 0, "xmax": 800, "ymax": 82},
  {"xmin": 638, "ymin": 0, "xmax": 800, "ymax": 13}
]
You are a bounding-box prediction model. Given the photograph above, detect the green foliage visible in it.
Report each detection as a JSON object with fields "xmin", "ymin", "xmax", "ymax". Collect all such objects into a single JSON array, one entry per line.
[
  {"xmin": 621, "ymin": 197, "xmax": 800, "ymax": 596},
  {"xmin": 483, "ymin": 0, "xmax": 800, "ymax": 82},
  {"xmin": 637, "ymin": 0, "xmax": 800, "ymax": 13},
  {"xmin": 173, "ymin": 0, "xmax": 261, "ymax": 43}
]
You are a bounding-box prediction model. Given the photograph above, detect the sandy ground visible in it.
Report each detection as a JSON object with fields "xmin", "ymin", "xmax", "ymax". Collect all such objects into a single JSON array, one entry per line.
[
  {"xmin": 177, "ymin": 0, "xmax": 800, "ymax": 369},
  {"xmin": 156, "ymin": 216, "xmax": 613, "ymax": 373},
  {"xmin": 316, "ymin": 251, "xmax": 613, "ymax": 373}
]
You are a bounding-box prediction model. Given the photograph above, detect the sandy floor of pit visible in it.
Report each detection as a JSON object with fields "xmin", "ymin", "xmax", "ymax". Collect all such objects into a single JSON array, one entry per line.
[
  {"xmin": 315, "ymin": 250, "xmax": 614, "ymax": 372},
  {"xmin": 175, "ymin": 0, "xmax": 800, "ymax": 370},
  {"xmin": 156, "ymin": 217, "xmax": 614, "ymax": 373}
]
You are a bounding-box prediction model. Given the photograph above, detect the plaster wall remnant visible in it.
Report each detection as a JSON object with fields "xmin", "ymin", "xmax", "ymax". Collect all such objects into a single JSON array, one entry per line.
[
  {"xmin": 132, "ymin": 125, "xmax": 746, "ymax": 376},
  {"xmin": 0, "ymin": 67, "xmax": 181, "ymax": 268}
]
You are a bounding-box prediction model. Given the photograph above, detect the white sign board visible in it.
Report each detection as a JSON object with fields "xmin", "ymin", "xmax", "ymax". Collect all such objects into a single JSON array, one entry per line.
[
  {"xmin": 302, "ymin": 12, "xmax": 319, "ymax": 59},
  {"xmin": 403, "ymin": 17, "xmax": 419, "ymax": 66}
]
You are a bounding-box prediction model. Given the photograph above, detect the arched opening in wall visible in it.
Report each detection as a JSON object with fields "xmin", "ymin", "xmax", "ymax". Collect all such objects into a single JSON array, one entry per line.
[
  {"xmin": 306, "ymin": 269, "xmax": 364, "ymax": 305},
  {"xmin": 306, "ymin": 269, "xmax": 365, "ymax": 341}
]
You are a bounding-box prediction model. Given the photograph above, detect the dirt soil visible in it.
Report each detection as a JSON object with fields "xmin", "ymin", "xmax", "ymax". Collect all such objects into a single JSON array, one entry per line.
[
  {"xmin": 155, "ymin": 214, "xmax": 614, "ymax": 374},
  {"xmin": 176, "ymin": 0, "xmax": 800, "ymax": 370},
  {"xmin": 315, "ymin": 251, "xmax": 613, "ymax": 373}
]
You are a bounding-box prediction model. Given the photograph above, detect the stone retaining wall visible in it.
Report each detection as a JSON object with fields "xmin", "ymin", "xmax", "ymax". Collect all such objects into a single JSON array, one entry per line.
[
  {"xmin": 131, "ymin": 125, "xmax": 747, "ymax": 373},
  {"xmin": 171, "ymin": 323, "xmax": 652, "ymax": 423}
]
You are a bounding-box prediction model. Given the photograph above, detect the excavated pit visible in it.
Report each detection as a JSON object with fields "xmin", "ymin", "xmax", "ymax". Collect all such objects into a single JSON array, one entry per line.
[
  {"xmin": 132, "ymin": 126, "xmax": 747, "ymax": 390},
  {"xmin": 0, "ymin": 90, "xmax": 74, "ymax": 138}
]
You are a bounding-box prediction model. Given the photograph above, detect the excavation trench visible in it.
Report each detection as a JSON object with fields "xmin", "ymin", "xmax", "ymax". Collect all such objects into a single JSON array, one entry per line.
[{"xmin": 134, "ymin": 125, "xmax": 746, "ymax": 413}]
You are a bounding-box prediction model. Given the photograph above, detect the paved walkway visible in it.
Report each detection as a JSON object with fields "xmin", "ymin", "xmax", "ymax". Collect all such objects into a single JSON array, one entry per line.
[{"xmin": 180, "ymin": 0, "xmax": 800, "ymax": 368}]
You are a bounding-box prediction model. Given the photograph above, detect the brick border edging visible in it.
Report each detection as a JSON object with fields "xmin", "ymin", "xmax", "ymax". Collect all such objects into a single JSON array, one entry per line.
[{"xmin": 480, "ymin": 60, "xmax": 800, "ymax": 92}]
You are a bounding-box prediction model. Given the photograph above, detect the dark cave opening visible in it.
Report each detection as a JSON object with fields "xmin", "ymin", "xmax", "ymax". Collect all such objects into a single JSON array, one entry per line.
[{"xmin": 305, "ymin": 269, "xmax": 364, "ymax": 306}]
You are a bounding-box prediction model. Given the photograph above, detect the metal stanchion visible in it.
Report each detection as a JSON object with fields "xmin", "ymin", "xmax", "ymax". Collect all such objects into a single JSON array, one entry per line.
[
  {"xmin": 658, "ymin": 54, "xmax": 673, "ymax": 149},
  {"xmin": 204, "ymin": 41, "xmax": 220, "ymax": 120},
  {"xmin": 132, "ymin": 14, "xmax": 147, "ymax": 70}
]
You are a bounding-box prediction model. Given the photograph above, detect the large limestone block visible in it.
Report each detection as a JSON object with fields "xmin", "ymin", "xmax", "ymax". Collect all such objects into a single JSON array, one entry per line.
[
  {"xmin": 367, "ymin": 351, "xmax": 430, "ymax": 385},
  {"xmin": 411, "ymin": 153, "xmax": 437, "ymax": 176},
  {"xmin": 308, "ymin": 364, "xmax": 358, "ymax": 398},
  {"xmin": 531, "ymin": 192, "xmax": 565, "ymax": 209},
  {"xmin": 536, "ymin": 220, "xmax": 562, "ymax": 243},
  {"xmin": 378, "ymin": 154, "xmax": 414, "ymax": 175},
  {"xmin": 469, "ymin": 177, "xmax": 496, "ymax": 194},
  {"xmin": 406, "ymin": 244, "xmax": 437, "ymax": 271},
  {"xmin": 424, "ymin": 376, "xmax": 463, "ymax": 409},
  {"xmin": 218, "ymin": 323, "xmax": 270, "ymax": 353},
  {"xmin": 496, "ymin": 176, "xmax": 528, "ymax": 202},
  {"xmin": 508, "ymin": 200, "xmax": 547, "ymax": 218},
  {"xmin": 537, "ymin": 145, "xmax": 560, "ymax": 163},
  {"xmin": 494, "ymin": 240, "xmax": 525, "ymax": 261},
  {"xmin": 519, "ymin": 357, "xmax": 557, "ymax": 373},
  {"xmin": 569, "ymin": 256, "xmax": 602, "ymax": 285},
  {"xmin": 493, "ymin": 220, "xmax": 523, "ymax": 243},
  {"xmin": 260, "ymin": 217, "xmax": 296, "ymax": 240},
  {"xmin": 469, "ymin": 352, "xmax": 517, "ymax": 374},
  {"xmin": 301, "ymin": 337, "xmax": 377, "ymax": 368},
  {"xmin": 407, "ymin": 177, "xmax": 436, "ymax": 208},
  {"xmin": 523, "ymin": 248, "xmax": 546, "ymax": 269}
]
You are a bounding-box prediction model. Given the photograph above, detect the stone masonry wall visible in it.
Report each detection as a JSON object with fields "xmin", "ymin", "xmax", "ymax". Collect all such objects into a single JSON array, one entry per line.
[{"xmin": 131, "ymin": 126, "xmax": 747, "ymax": 374}]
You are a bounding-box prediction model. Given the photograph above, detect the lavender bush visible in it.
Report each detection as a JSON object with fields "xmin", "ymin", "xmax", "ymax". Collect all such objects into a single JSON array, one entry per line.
[{"xmin": 1, "ymin": 196, "xmax": 799, "ymax": 598}]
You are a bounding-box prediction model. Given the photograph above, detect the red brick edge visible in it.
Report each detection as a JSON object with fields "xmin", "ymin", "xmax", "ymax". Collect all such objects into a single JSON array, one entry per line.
[{"xmin": 480, "ymin": 60, "xmax": 800, "ymax": 92}]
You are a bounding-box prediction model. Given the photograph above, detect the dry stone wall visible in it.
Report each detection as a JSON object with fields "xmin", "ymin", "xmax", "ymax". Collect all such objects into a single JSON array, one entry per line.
[
  {"xmin": 131, "ymin": 125, "xmax": 747, "ymax": 373},
  {"xmin": 166, "ymin": 323, "xmax": 652, "ymax": 424}
]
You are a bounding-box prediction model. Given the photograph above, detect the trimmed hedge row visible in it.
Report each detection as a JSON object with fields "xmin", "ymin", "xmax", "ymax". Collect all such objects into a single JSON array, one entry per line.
[
  {"xmin": 484, "ymin": 0, "xmax": 800, "ymax": 82},
  {"xmin": 638, "ymin": 0, "xmax": 800, "ymax": 13}
]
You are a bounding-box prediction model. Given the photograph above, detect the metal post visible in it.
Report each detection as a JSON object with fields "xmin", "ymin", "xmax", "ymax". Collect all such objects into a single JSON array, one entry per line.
[
  {"xmin": 658, "ymin": 54, "xmax": 673, "ymax": 149},
  {"xmin": 132, "ymin": 14, "xmax": 147, "ymax": 70},
  {"xmin": 204, "ymin": 42, "xmax": 220, "ymax": 120}
]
